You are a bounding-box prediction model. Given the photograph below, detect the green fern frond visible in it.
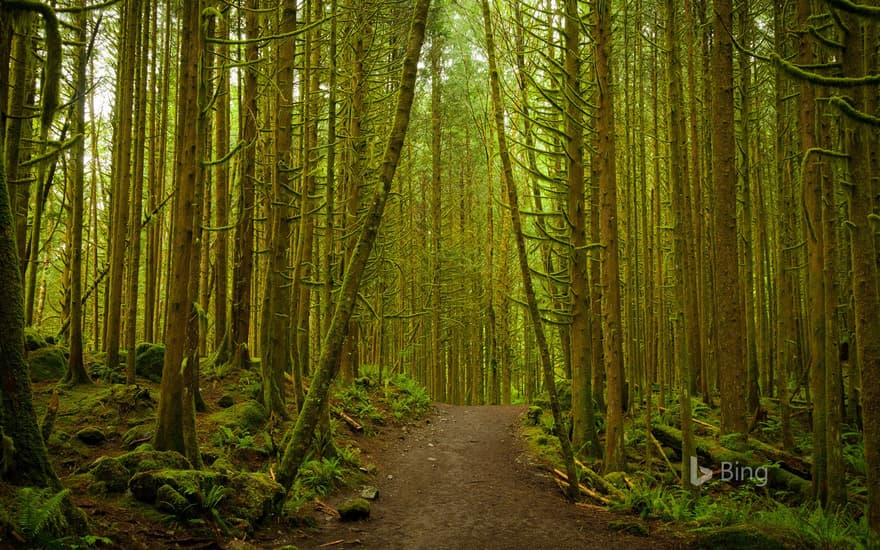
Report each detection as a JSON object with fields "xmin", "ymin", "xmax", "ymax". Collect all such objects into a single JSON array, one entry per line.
[{"xmin": 17, "ymin": 487, "xmax": 70, "ymax": 540}]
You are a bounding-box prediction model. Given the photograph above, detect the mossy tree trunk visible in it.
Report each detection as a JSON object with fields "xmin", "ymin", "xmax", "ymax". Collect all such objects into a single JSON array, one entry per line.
[
  {"xmin": 276, "ymin": 0, "xmax": 430, "ymax": 489},
  {"xmin": 480, "ymin": 0, "xmax": 580, "ymax": 500},
  {"xmin": 153, "ymin": 0, "xmax": 204, "ymax": 469},
  {"xmin": 712, "ymin": 0, "xmax": 748, "ymax": 447}
]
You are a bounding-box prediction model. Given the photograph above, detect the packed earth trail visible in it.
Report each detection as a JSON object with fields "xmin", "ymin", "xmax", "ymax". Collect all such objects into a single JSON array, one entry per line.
[{"xmin": 292, "ymin": 405, "xmax": 683, "ymax": 549}]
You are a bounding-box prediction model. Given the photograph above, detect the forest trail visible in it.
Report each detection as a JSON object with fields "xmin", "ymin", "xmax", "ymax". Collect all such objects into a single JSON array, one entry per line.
[{"xmin": 294, "ymin": 405, "xmax": 683, "ymax": 549}]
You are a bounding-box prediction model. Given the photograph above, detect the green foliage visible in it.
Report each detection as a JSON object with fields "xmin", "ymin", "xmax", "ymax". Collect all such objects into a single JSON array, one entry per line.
[
  {"xmin": 755, "ymin": 502, "xmax": 874, "ymax": 549},
  {"xmin": 210, "ymin": 425, "xmax": 256, "ymax": 451},
  {"xmin": 296, "ymin": 456, "xmax": 347, "ymax": 497},
  {"xmin": 337, "ymin": 383, "xmax": 385, "ymax": 426},
  {"xmin": 24, "ymin": 327, "xmax": 49, "ymax": 351},
  {"xmin": 384, "ymin": 373, "xmax": 431, "ymax": 420},
  {"xmin": 16, "ymin": 487, "xmax": 70, "ymax": 544}
]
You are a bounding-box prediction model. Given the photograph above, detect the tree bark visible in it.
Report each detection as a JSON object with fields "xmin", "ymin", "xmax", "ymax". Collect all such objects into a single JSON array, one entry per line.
[
  {"xmin": 276, "ymin": 0, "xmax": 430, "ymax": 489},
  {"xmin": 153, "ymin": 0, "xmax": 204, "ymax": 468}
]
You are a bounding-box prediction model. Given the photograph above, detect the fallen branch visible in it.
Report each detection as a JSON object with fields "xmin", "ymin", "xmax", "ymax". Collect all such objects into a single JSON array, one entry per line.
[
  {"xmin": 574, "ymin": 459, "xmax": 625, "ymax": 500},
  {"xmin": 332, "ymin": 408, "xmax": 363, "ymax": 432},
  {"xmin": 552, "ymin": 468, "xmax": 612, "ymax": 505},
  {"xmin": 314, "ymin": 499, "xmax": 340, "ymax": 518}
]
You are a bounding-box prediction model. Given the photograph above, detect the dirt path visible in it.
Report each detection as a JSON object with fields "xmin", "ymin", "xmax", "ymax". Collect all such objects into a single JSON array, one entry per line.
[{"xmin": 294, "ymin": 404, "xmax": 683, "ymax": 549}]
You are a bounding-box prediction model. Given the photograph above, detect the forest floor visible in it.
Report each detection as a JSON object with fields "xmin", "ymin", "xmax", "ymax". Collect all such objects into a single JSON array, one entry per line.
[{"xmin": 281, "ymin": 404, "xmax": 686, "ymax": 550}]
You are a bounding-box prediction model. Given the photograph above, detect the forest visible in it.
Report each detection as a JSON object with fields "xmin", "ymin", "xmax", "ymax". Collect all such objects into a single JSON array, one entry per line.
[{"xmin": 0, "ymin": 0, "xmax": 879, "ymax": 547}]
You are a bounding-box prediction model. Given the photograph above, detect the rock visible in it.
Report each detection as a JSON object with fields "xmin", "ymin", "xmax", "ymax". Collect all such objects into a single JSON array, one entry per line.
[
  {"xmin": 155, "ymin": 483, "xmax": 199, "ymax": 518},
  {"xmin": 337, "ymin": 497, "xmax": 370, "ymax": 521},
  {"xmin": 134, "ymin": 343, "xmax": 165, "ymax": 382},
  {"xmin": 117, "ymin": 448, "xmax": 193, "ymax": 474},
  {"xmin": 28, "ymin": 345, "xmax": 68, "ymax": 381},
  {"xmin": 209, "ymin": 400, "xmax": 268, "ymax": 433},
  {"xmin": 122, "ymin": 424, "xmax": 154, "ymax": 450},
  {"xmin": 76, "ymin": 427, "xmax": 106, "ymax": 445},
  {"xmin": 89, "ymin": 457, "xmax": 130, "ymax": 493},
  {"xmin": 217, "ymin": 394, "xmax": 235, "ymax": 408},
  {"xmin": 359, "ymin": 486, "xmax": 379, "ymax": 500},
  {"xmin": 128, "ymin": 469, "xmax": 221, "ymax": 505},
  {"xmin": 220, "ymin": 472, "xmax": 284, "ymax": 525},
  {"xmin": 24, "ymin": 327, "xmax": 48, "ymax": 351}
]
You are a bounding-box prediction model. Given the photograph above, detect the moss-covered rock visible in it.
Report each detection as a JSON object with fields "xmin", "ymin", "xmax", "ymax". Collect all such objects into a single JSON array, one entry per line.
[
  {"xmin": 129, "ymin": 469, "xmax": 221, "ymax": 505},
  {"xmin": 24, "ymin": 327, "xmax": 48, "ymax": 351},
  {"xmin": 525, "ymin": 406, "xmax": 543, "ymax": 426},
  {"xmin": 134, "ymin": 343, "xmax": 165, "ymax": 382},
  {"xmin": 89, "ymin": 457, "xmax": 130, "ymax": 493},
  {"xmin": 117, "ymin": 448, "xmax": 193, "ymax": 475},
  {"xmin": 337, "ymin": 497, "xmax": 370, "ymax": 521},
  {"xmin": 155, "ymin": 484, "xmax": 198, "ymax": 518},
  {"xmin": 209, "ymin": 400, "xmax": 268, "ymax": 433},
  {"xmin": 28, "ymin": 345, "xmax": 68, "ymax": 381},
  {"xmin": 220, "ymin": 472, "xmax": 284, "ymax": 525},
  {"xmin": 122, "ymin": 423, "xmax": 154, "ymax": 450},
  {"xmin": 75, "ymin": 426, "xmax": 106, "ymax": 445}
]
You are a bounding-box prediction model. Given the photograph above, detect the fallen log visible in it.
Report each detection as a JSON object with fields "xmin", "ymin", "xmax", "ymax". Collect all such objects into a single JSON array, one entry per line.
[
  {"xmin": 574, "ymin": 459, "xmax": 626, "ymax": 500},
  {"xmin": 651, "ymin": 423, "xmax": 810, "ymax": 498}
]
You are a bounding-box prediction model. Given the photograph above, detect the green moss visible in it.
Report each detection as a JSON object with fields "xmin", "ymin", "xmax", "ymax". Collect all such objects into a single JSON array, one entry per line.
[
  {"xmin": 337, "ymin": 497, "xmax": 371, "ymax": 521},
  {"xmin": 134, "ymin": 343, "xmax": 165, "ymax": 382},
  {"xmin": 220, "ymin": 472, "xmax": 284, "ymax": 525},
  {"xmin": 89, "ymin": 457, "xmax": 130, "ymax": 493},
  {"xmin": 155, "ymin": 484, "xmax": 197, "ymax": 518},
  {"xmin": 208, "ymin": 400, "xmax": 268, "ymax": 433},
  {"xmin": 24, "ymin": 327, "xmax": 48, "ymax": 351},
  {"xmin": 128, "ymin": 469, "xmax": 221, "ymax": 505},
  {"xmin": 28, "ymin": 345, "xmax": 67, "ymax": 382},
  {"xmin": 117, "ymin": 448, "xmax": 193, "ymax": 475}
]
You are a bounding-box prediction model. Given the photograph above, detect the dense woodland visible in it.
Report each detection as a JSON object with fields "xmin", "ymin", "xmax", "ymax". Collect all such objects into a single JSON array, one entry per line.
[{"xmin": 1, "ymin": 0, "xmax": 879, "ymax": 545}]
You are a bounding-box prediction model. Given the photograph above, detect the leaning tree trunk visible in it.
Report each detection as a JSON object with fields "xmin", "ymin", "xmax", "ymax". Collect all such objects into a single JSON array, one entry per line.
[
  {"xmin": 276, "ymin": 0, "xmax": 431, "ymax": 489},
  {"xmin": 480, "ymin": 0, "xmax": 580, "ymax": 500}
]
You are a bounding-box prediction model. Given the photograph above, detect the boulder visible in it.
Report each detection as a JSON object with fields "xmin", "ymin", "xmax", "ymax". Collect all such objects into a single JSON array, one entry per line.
[
  {"xmin": 220, "ymin": 472, "xmax": 284, "ymax": 525},
  {"xmin": 129, "ymin": 469, "xmax": 221, "ymax": 505},
  {"xmin": 337, "ymin": 498, "xmax": 371, "ymax": 521},
  {"xmin": 121, "ymin": 423, "xmax": 154, "ymax": 450},
  {"xmin": 24, "ymin": 327, "xmax": 48, "ymax": 351},
  {"xmin": 76, "ymin": 427, "xmax": 106, "ymax": 445},
  {"xmin": 89, "ymin": 457, "xmax": 130, "ymax": 493},
  {"xmin": 117, "ymin": 447, "xmax": 193, "ymax": 474},
  {"xmin": 209, "ymin": 400, "xmax": 268, "ymax": 433},
  {"xmin": 28, "ymin": 345, "xmax": 68, "ymax": 382},
  {"xmin": 134, "ymin": 343, "xmax": 165, "ymax": 382}
]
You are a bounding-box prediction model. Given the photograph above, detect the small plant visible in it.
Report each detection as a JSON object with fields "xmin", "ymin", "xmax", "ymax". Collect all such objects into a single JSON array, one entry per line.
[
  {"xmin": 297, "ymin": 456, "xmax": 347, "ymax": 497},
  {"xmin": 384, "ymin": 373, "xmax": 430, "ymax": 420},
  {"xmin": 16, "ymin": 487, "xmax": 70, "ymax": 544}
]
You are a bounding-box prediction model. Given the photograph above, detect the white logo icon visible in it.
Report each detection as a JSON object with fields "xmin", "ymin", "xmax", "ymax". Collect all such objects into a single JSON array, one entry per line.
[{"xmin": 690, "ymin": 456, "xmax": 713, "ymax": 486}]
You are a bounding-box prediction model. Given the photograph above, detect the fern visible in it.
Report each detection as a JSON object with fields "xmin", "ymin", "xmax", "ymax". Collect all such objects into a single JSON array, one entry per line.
[{"xmin": 17, "ymin": 487, "xmax": 70, "ymax": 541}]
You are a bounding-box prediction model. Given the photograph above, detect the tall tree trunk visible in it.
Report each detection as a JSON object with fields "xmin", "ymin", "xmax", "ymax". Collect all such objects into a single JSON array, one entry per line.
[
  {"xmin": 106, "ymin": 0, "xmax": 141, "ymax": 375},
  {"xmin": 429, "ymin": 28, "xmax": 444, "ymax": 402},
  {"xmin": 841, "ymin": 11, "xmax": 880, "ymax": 535},
  {"xmin": 712, "ymin": 0, "xmax": 748, "ymax": 446},
  {"xmin": 261, "ymin": 0, "xmax": 296, "ymax": 420},
  {"xmin": 276, "ymin": 0, "xmax": 430, "ymax": 488},
  {"xmin": 153, "ymin": 0, "xmax": 204, "ymax": 468},
  {"xmin": 564, "ymin": 0, "xmax": 598, "ymax": 456},
  {"xmin": 594, "ymin": 0, "xmax": 626, "ymax": 473},
  {"xmin": 480, "ymin": 0, "xmax": 580, "ymax": 499},
  {"xmin": 64, "ymin": 4, "xmax": 93, "ymax": 386}
]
